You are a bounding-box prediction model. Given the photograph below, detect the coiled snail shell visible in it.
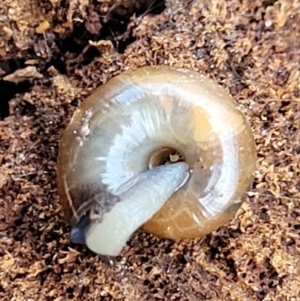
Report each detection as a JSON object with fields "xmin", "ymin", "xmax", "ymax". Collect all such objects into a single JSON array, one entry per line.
[{"xmin": 57, "ymin": 66, "xmax": 256, "ymax": 256}]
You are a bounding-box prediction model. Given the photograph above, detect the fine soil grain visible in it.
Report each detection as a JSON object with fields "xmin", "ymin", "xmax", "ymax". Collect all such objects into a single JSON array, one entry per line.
[{"xmin": 0, "ymin": 0, "xmax": 300, "ymax": 300}]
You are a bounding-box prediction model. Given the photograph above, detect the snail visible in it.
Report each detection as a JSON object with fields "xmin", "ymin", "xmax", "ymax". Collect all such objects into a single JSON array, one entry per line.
[{"xmin": 57, "ymin": 66, "xmax": 256, "ymax": 256}]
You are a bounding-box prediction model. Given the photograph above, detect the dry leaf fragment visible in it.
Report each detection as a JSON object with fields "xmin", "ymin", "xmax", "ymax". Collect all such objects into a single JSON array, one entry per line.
[
  {"xmin": 3, "ymin": 66, "xmax": 43, "ymax": 83},
  {"xmin": 36, "ymin": 20, "xmax": 51, "ymax": 34}
]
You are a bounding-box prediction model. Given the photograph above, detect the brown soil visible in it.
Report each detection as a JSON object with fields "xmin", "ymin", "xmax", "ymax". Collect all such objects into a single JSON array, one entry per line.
[{"xmin": 0, "ymin": 0, "xmax": 300, "ymax": 300}]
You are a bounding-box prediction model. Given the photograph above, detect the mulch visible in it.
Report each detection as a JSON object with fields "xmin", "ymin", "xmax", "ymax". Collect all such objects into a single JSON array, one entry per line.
[{"xmin": 0, "ymin": 0, "xmax": 299, "ymax": 300}]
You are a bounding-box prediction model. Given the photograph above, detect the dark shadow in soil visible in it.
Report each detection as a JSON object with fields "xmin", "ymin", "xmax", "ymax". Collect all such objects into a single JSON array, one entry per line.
[
  {"xmin": 0, "ymin": 80, "xmax": 33, "ymax": 120},
  {"xmin": 0, "ymin": 0, "xmax": 166, "ymax": 120}
]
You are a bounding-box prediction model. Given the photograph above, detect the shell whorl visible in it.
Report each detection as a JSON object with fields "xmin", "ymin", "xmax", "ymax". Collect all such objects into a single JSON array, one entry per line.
[{"xmin": 57, "ymin": 66, "xmax": 256, "ymax": 256}]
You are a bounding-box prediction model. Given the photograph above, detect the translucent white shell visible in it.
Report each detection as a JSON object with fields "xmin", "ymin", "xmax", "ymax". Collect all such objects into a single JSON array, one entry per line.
[{"xmin": 57, "ymin": 66, "xmax": 256, "ymax": 256}]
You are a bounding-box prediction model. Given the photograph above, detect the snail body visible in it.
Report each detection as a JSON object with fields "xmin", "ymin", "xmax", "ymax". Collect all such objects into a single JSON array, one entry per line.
[{"xmin": 57, "ymin": 66, "xmax": 256, "ymax": 256}]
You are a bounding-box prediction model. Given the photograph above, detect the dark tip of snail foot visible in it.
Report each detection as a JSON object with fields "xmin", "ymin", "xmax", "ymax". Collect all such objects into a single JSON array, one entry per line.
[{"xmin": 70, "ymin": 215, "xmax": 90, "ymax": 244}]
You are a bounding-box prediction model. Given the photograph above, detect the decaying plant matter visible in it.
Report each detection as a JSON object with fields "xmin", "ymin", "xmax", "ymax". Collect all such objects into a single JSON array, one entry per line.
[{"xmin": 0, "ymin": 0, "xmax": 299, "ymax": 300}]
